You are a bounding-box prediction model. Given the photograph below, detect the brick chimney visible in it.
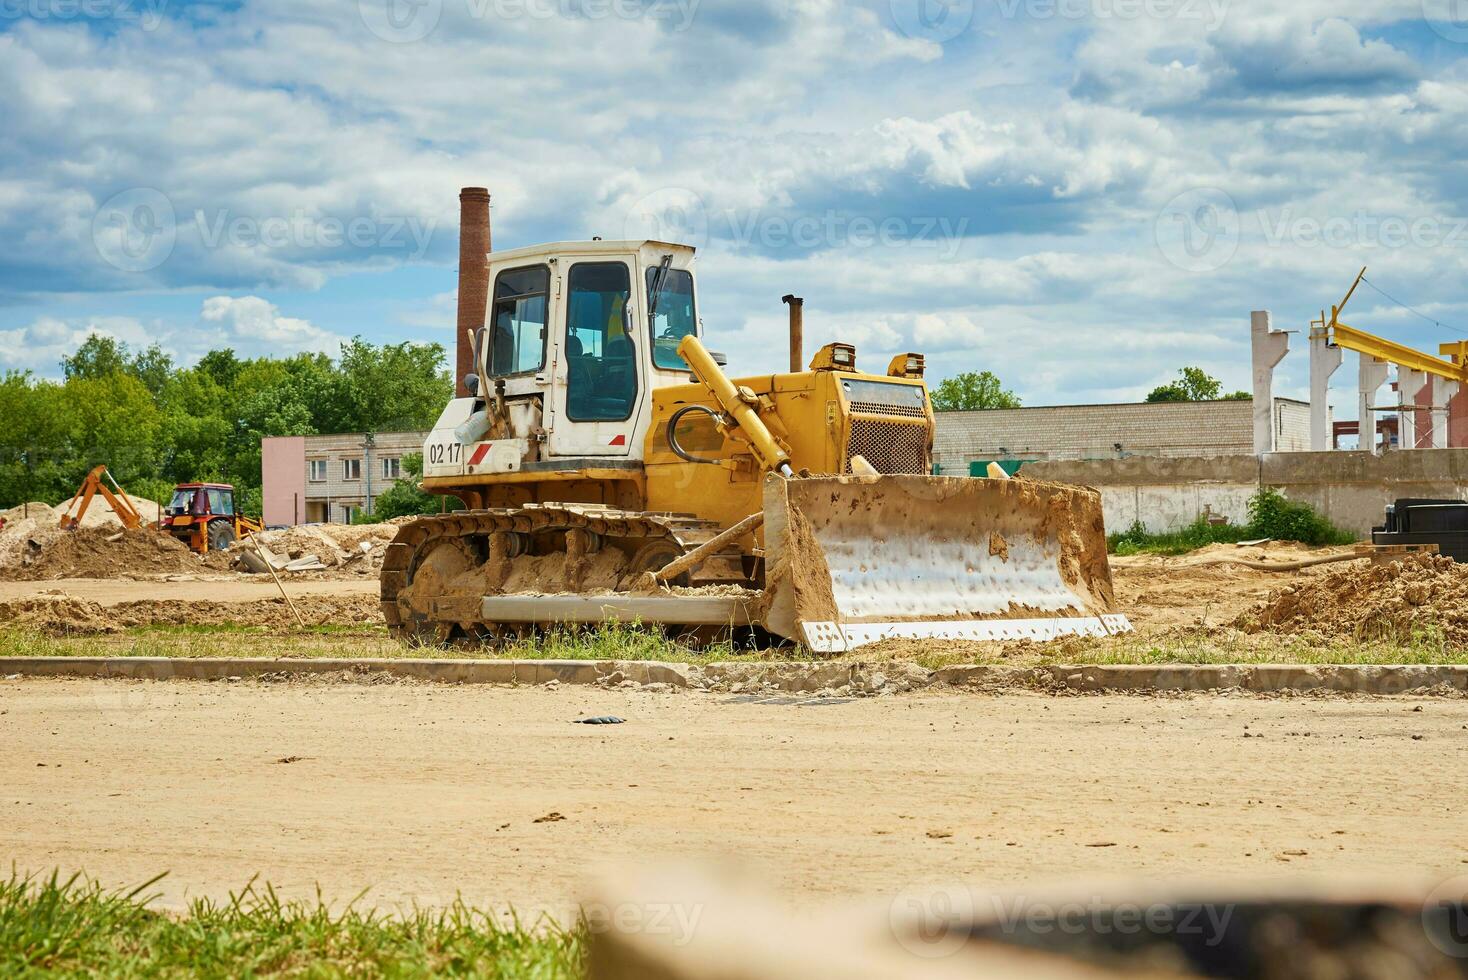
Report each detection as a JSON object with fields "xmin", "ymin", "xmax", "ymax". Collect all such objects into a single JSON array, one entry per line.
[{"xmin": 456, "ymin": 187, "xmax": 491, "ymax": 397}]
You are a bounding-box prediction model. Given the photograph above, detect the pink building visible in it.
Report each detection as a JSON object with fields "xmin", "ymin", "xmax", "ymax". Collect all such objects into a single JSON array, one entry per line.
[{"xmin": 260, "ymin": 431, "xmax": 426, "ymax": 525}]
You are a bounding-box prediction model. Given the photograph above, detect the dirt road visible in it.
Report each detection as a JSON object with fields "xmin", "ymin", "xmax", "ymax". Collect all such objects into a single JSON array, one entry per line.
[
  {"xmin": 2, "ymin": 679, "xmax": 1463, "ymax": 918},
  {"xmin": 0, "ymin": 577, "xmax": 376, "ymax": 606}
]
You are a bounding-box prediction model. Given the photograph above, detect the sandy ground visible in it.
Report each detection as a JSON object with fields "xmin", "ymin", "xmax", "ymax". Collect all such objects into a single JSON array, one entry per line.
[
  {"xmin": 2, "ymin": 678, "xmax": 1463, "ymax": 918},
  {"xmin": 1110, "ymin": 544, "xmax": 1358, "ymax": 629},
  {"xmin": 0, "ymin": 577, "xmax": 376, "ymax": 605}
]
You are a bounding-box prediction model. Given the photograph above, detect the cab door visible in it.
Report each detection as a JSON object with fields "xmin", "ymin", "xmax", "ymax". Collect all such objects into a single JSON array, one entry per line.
[{"xmin": 546, "ymin": 257, "xmax": 645, "ymax": 457}]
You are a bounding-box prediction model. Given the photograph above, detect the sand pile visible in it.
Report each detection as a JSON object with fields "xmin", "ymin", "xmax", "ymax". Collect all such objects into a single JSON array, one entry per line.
[
  {"xmin": 1236, "ymin": 554, "xmax": 1468, "ymax": 644},
  {"xmin": 1, "ymin": 501, "xmax": 56, "ymax": 524},
  {"xmin": 0, "ymin": 592, "xmax": 382, "ymax": 633},
  {"xmin": 0, "ymin": 525, "xmax": 201, "ymax": 581},
  {"xmin": 52, "ymin": 492, "xmax": 163, "ymax": 528}
]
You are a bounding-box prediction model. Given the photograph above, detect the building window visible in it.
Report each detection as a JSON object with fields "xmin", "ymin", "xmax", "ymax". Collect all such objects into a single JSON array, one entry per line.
[
  {"xmin": 308, "ymin": 459, "xmax": 327, "ymax": 482},
  {"xmin": 343, "ymin": 458, "xmax": 361, "ymax": 481},
  {"xmin": 341, "ymin": 504, "xmax": 357, "ymax": 523},
  {"xmin": 382, "ymin": 457, "xmax": 401, "ymax": 480}
]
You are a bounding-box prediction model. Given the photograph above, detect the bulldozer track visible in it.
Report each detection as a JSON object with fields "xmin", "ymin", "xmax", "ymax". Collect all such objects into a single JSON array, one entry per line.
[{"xmin": 380, "ymin": 504, "xmax": 752, "ymax": 644}]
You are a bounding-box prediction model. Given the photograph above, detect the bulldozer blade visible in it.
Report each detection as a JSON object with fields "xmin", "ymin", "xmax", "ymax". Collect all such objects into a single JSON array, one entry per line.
[{"xmin": 761, "ymin": 474, "xmax": 1130, "ymax": 653}]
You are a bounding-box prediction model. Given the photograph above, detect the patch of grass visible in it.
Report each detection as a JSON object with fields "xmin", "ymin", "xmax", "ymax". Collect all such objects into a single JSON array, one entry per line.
[
  {"xmin": 1109, "ymin": 487, "xmax": 1358, "ymax": 556},
  {"xmin": 0, "ymin": 622, "xmax": 792, "ymax": 665},
  {"xmin": 3, "ymin": 622, "xmax": 1464, "ymax": 670},
  {"xmin": 0, "ymin": 870, "xmax": 583, "ymax": 978},
  {"xmin": 1107, "ymin": 518, "xmax": 1252, "ymax": 557}
]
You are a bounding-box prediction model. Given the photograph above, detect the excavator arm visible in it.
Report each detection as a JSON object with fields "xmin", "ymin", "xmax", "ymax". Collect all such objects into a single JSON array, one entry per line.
[{"xmin": 58, "ymin": 465, "xmax": 144, "ymax": 532}]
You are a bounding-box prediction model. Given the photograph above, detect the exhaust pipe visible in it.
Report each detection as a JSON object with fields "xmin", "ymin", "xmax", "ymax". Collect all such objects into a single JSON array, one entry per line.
[
  {"xmin": 781, "ymin": 294, "xmax": 803, "ymax": 373},
  {"xmin": 456, "ymin": 187, "xmax": 492, "ymax": 398}
]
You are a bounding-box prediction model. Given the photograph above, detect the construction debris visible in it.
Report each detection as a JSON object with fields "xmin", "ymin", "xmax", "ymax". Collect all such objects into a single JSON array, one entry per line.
[{"xmin": 210, "ymin": 522, "xmax": 404, "ymax": 576}]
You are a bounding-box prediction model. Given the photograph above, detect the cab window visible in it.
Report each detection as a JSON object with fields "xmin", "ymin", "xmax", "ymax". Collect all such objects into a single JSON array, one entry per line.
[
  {"xmin": 565, "ymin": 262, "xmax": 636, "ymax": 421},
  {"xmin": 489, "ymin": 266, "xmax": 549, "ymax": 375},
  {"xmin": 647, "ymin": 267, "xmax": 697, "ymax": 370},
  {"xmin": 207, "ymin": 488, "xmax": 233, "ymax": 515}
]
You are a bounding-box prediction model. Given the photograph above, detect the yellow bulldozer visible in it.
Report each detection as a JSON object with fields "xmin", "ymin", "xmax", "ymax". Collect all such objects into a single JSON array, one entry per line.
[{"xmin": 382, "ymin": 188, "xmax": 1129, "ymax": 652}]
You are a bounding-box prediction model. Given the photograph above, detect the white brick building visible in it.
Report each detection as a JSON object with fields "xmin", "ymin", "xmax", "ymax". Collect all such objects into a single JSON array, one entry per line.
[
  {"xmin": 262, "ymin": 431, "xmax": 428, "ymax": 525},
  {"xmin": 933, "ymin": 398, "xmax": 1310, "ymax": 474}
]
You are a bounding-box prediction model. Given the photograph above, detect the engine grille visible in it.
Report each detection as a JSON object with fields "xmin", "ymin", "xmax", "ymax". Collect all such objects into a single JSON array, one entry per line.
[
  {"xmin": 845, "ymin": 417, "xmax": 929, "ymax": 474},
  {"xmin": 848, "ymin": 399, "xmax": 926, "ymax": 419}
]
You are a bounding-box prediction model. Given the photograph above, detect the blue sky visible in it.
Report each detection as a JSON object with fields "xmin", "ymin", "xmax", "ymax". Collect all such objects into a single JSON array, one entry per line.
[{"xmin": 5, "ymin": 0, "xmax": 1468, "ymax": 414}]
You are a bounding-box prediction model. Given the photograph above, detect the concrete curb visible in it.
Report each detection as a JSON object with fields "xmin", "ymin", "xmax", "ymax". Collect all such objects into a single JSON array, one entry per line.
[{"xmin": 1, "ymin": 658, "xmax": 1466, "ymax": 697}]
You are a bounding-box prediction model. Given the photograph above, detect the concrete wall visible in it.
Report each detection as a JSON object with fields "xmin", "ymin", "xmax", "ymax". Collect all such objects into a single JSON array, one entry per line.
[
  {"xmin": 1025, "ymin": 455, "xmax": 1260, "ymax": 533},
  {"xmin": 1025, "ymin": 449, "xmax": 1468, "ymax": 536},
  {"xmin": 933, "ymin": 398, "xmax": 1309, "ymax": 473},
  {"xmin": 260, "ymin": 436, "xmax": 305, "ymax": 527}
]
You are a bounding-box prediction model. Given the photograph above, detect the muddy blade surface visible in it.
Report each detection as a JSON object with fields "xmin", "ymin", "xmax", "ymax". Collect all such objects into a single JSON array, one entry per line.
[{"xmin": 761, "ymin": 475, "xmax": 1129, "ymax": 652}]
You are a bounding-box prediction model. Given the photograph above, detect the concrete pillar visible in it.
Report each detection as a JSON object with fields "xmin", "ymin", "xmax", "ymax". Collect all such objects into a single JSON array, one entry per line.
[
  {"xmin": 1251, "ymin": 311, "xmax": 1289, "ymax": 454},
  {"xmin": 1397, "ymin": 369, "xmax": 1426, "ymax": 450},
  {"xmin": 1358, "ymin": 354, "xmax": 1390, "ymax": 453},
  {"xmin": 1433, "ymin": 377, "xmax": 1461, "ymax": 449},
  {"xmin": 1308, "ymin": 327, "xmax": 1342, "ymax": 451}
]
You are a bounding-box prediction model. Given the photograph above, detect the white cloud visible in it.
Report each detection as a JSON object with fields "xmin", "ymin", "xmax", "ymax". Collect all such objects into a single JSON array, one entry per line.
[
  {"xmin": 2, "ymin": 0, "xmax": 1466, "ymax": 413},
  {"xmin": 198, "ymin": 295, "xmax": 344, "ymax": 353},
  {"xmin": 0, "ymin": 315, "xmax": 156, "ymax": 374}
]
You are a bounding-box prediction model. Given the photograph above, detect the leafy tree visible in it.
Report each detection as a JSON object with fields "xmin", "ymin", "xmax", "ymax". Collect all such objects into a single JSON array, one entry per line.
[
  {"xmin": 0, "ymin": 336, "xmax": 450, "ymax": 513},
  {"xmin": 930, "ymin": 371, "xmax": 1021, "ymax": 411},
  {"xmin": 325, "ymin": 339, "xmax": 452, "ymax": 433},
  {"xmin": 1145, "ymin": 366, "xmax": 1242, "ymax": 403},
  {"xmin": 61, "ymin": 335, "xmax": 129, "ymax": 380}
]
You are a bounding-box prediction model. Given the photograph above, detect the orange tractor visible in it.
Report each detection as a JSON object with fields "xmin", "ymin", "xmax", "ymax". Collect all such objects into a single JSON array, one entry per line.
[
  {"xmin": 159, "ymin": 482, "xmax": 263, "ymax": 554},
  {"xmin": 59, "ymin": 466, "xmax": 262, "ymax": 555}
]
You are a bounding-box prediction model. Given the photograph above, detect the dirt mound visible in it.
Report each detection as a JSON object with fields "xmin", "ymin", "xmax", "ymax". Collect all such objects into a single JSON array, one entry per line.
[
  {"xmin": 0, "ymin": 526, "xmax": 202, "ymax": 581},
  {"xmin": 0, "ymin": 592, "xmax": 382, "ymax": 634},
  {"xmin": 1236, "ymin": 554, "xmax": 1468, "ymax": 645}
]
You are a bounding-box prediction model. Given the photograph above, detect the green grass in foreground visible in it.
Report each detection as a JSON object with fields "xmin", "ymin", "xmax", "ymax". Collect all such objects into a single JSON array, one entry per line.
[
  {"xmin": 1, "ymin": 622, "xmax": 1465, "ymax": 669},
  {"xmin": 0, "ymin": 871, "xmax": 582, "ymax": 979},
  {"xmin": 0, "ymin": 623, "xmax": 797, "ymax": 664}
]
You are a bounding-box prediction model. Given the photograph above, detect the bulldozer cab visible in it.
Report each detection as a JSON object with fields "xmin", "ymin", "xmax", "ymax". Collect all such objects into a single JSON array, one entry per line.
[{"xmin": 432, "ymin": 240, "xmax": 699, "ymax": 473}]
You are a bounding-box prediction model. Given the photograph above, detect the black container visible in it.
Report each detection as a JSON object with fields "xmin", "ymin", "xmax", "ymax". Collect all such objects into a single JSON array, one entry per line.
[{"xmin": 1372, "ymin": 498, "xmax": 1468, "ymax": 561}]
